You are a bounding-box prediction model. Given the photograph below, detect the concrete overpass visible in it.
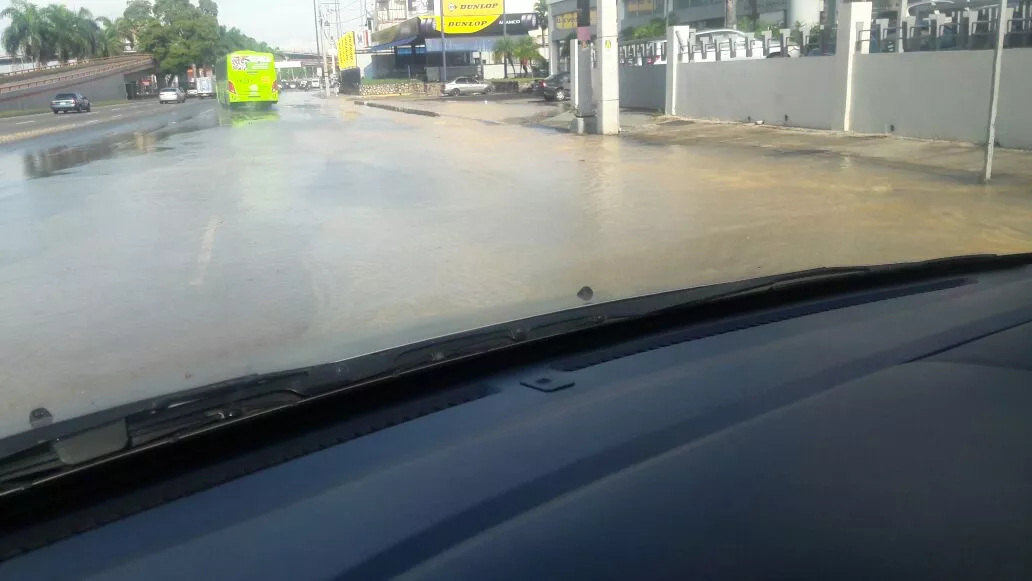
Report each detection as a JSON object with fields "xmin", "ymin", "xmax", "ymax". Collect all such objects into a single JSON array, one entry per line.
[{"xmin": 0, "ymin": 55, "xmax": 156, "ymax": 113}]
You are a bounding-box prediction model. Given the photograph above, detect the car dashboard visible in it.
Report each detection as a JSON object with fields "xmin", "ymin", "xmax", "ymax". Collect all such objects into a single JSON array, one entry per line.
[{"xmin": 3, "ymin": 265, "xmax": 1032, "ymax": 580}]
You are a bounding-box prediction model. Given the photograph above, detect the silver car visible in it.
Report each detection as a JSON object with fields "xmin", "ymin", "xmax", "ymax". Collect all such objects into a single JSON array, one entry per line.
[{"xmin": 443, "ymin": 77, "xmax": 493, "ymax": 97}]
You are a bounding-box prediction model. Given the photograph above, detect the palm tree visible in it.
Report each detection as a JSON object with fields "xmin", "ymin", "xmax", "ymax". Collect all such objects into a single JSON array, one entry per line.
[
  {"xmin": 492, "ymin": 36, "xmax": 516, "ymax": 78},
  {"xmin": 42, "ymin": 4, "xmax": 85, "ymax": 62},
  {"xmin": 96, "ymin": 17, "xmax": 125, "ymax": 57},
  {"xmin": 534, "ymin": 0, "xmax": 548, "ymax": 55},
  {"xmin": 512, "ymin": 35, "xmax": 540, "ymax": 77},
  {"xmin": 1, "ymin": 0, "xmax": 53, "ymax": 67}
]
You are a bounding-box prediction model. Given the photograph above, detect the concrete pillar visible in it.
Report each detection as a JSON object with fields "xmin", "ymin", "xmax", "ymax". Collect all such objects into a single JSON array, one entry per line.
[
  {"xmin": 547, "ymin": 3, "xmax": 560, "ymax": 72},
  {"xmin": 832, "ymin": 0, "xmax": 872, "ymax": 132},
  {"xmin": 787, "ymin": 0, "xmax": 822, "ymax": 28},
  {"xmin": 594, "ymin": 0, "xmax": 620, "ymax": 134},
  {"xmin": 664, "ymin": 25, "xmax": 690, "ymax": 116}
]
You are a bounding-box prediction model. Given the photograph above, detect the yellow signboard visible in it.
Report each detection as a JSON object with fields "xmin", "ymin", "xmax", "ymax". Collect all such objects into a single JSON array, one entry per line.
[
  {"xmin": 554, "ymin": 9, "xmax": 595, "ymax": 29},
  {"xmin": 443, "ymin": 1, "xmax": 503, "ymax": 17},
  {"xmin": 626, "ymin": 0, "xmax": 656, "ymax": 14},
  {"xmin": 338, "ymin": 32, "xmax": 356, "ymax": 70}
]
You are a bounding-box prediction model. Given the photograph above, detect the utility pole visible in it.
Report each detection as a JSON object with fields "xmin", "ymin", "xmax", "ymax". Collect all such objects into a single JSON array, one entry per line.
[
  {"xmin": 982, "ymin": 0, "xmax": 1007, "ymax": 182},
  {"xmin": 313, "ymin": 0, "xmax": 322, "ymax": 54},
  {"xmin": 439, "ymin": 0, "xmax": 448, "ymax": 82},
  {"xmin": 335, "ymin": 0, "xmax": 343, "ymax": 39}
]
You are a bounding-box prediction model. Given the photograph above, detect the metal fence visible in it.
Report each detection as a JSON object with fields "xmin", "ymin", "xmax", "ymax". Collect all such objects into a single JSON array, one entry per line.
[
  {"xmin": 858, "ymin": 3, "xmax": 1032, "ymax": 52},
  {"xmin": 618, "ymin": 28, "xmax": 843, "ymax": 66}
]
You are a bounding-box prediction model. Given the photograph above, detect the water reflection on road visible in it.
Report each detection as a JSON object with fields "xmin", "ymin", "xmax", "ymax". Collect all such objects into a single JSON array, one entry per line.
[{"xmin": 0, "ymin": 91, "xmax": 1031, "ymax": 440}]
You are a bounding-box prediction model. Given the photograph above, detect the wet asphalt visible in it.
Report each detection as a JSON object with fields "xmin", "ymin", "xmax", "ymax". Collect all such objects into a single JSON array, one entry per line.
[{"xmin": 2, "ymin": 90, "xmax": 1032, "ymax": 438}]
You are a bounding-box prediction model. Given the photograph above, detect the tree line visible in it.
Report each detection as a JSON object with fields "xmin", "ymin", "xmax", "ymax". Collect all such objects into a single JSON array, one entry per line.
[{"xmin": 2, "ymin": 0, "xmax": 274, "ymax": 73}]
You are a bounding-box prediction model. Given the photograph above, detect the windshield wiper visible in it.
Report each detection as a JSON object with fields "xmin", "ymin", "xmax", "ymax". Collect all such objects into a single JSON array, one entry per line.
[{"xmin": 2, "ymin": 252, "xmax": 1029, "ymax": 491}]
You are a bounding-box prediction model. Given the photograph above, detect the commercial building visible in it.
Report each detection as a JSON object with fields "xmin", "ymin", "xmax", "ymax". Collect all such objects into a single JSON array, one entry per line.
[{"xmin": 366, "ymin": 0, "xmax": 549, "ymax": 79}]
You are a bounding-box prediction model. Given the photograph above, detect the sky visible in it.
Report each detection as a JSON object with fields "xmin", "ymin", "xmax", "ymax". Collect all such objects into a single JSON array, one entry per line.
[{"xmin": 1, "ymin": 0, "xmax": 369, "ymax": 53}]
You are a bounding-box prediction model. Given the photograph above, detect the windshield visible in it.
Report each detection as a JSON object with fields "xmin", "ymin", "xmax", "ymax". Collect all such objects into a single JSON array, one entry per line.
[
  {"xmin": 54, "ymin": 93, "xmax": 75, "ymax": 100},
  {"xmin": 2, "ymin": 0, "xmax": 1032, "ymax": 441}
]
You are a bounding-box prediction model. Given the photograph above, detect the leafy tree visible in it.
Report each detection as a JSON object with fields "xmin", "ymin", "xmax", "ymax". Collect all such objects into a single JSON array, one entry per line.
[
  {"xmin": 1, "ymin": 0, "xmax": 270, "ymax": 74},
  {"xmin": 120, "ymin": 0, "xmax": 153, "ymax": 49},
  {"xmin": 632, "ymin": 18, "xmax": 666, "ymax": 39},
  {"xmin": 198, "ymin": 0, "xmax": 219, "ymax": 18}
]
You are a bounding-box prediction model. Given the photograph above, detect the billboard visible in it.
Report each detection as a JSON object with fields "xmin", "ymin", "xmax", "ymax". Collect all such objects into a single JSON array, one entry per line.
[
  {"xmin": 442, "ymin": 1, "xmax": 504, "ymax": 17},
  {"xmin": 338, "ymin": 31, "xmax": 357, "ymax": 69},
  {"xmin": 419, "ymin": 13, "xmax": 539, "ymax": 35},
  {"xmin": 371, "ymin": 17, "xmax": 422, "ymax": 46}
]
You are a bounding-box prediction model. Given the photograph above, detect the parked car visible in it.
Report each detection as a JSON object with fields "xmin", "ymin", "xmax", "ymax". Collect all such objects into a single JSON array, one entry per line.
[
  {"xmin": 50, "ymin": 92, "xmax": 90, "ymax": 114},
  {"xmin": 694, "ymin": 29, "xmax": 801, "ymax": 60},
  {"xmin": 542, "ymin": 72, "xmax": 571, "ymax": 102},
  {"xmin": 442, "ymin": 77, "xmax": 493, "ymax": 96},
  {"xmin": 158, "ymin": 87, "xmax": 186, "ymax": 104},
  {"xmin": 540, "ymin": 72, "xmax": 570, "ymax": 101}
]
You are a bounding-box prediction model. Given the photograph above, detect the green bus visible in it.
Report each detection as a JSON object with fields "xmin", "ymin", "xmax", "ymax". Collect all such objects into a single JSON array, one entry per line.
[{"xmin": 215, "ymin": 51, "xmax": 278, "ymax": 108}]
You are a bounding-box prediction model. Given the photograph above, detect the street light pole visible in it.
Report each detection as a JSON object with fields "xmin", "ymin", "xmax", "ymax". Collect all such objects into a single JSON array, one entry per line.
[{"xmin": 982, "ymin": 0, "xmax": 1007, "ymax": 182}]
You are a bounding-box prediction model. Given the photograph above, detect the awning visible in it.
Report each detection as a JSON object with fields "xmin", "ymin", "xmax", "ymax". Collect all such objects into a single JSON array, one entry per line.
[
  {"xmin": 367, "ymin": 36, "xmax": 418, "ymax": 52},
  {"xmin": 424, "ymin": 37, "xmax": 505, "ymax": 53}
]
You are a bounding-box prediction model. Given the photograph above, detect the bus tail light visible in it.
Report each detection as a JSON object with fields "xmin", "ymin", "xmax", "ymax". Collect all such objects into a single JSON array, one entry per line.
[{"xmin": 227, "ymin": 80, "xmax": 237, "ymax": 94}]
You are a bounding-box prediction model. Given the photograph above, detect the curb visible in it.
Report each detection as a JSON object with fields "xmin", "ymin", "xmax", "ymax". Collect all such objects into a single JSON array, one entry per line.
[{"xmin": 354, "ymin": 100, "xmax": 440, "ymax": 117}]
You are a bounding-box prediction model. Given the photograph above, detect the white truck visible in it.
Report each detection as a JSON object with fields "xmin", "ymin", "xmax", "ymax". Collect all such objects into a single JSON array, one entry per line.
[{"xmin": 195, "ymin": 76, "xmax": 216, "ymax": 99}]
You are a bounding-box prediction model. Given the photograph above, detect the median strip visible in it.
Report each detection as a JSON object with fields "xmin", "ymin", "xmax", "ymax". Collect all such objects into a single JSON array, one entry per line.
[{"xmin": 354, "ymin": 100, "xmax": 440, "ymax": 117}]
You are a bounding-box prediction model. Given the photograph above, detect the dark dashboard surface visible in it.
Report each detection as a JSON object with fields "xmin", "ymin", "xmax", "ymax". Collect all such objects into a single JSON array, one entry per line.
[{"xmin": 4, "ymin": 266, "xmax": 1032, "ymax": 580}]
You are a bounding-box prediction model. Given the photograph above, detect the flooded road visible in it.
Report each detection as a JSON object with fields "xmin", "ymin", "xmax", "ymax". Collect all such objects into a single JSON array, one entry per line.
[{"xmin": 2, "ymin": 91, "xmax": 1032, "ymax": 437}]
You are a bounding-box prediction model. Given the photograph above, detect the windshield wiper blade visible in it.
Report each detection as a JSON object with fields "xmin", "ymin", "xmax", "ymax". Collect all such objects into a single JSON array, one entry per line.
[
  {"xmin": 0, "ymin": 391, "xmax": 301, "ymax": 492},
  {"xmin": 3, "ymin": 253, "xmax": 1029, "ymax": 491}
]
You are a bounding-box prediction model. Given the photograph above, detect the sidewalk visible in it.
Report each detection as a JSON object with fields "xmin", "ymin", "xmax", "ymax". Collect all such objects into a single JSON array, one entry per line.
[
  {"xmin": 622, "ymin": 118, "xmax": 1032, "ymax": 184},
  {"xmin": 351, "ymin": 96, "xmax": 1032, "ymax": 183}
]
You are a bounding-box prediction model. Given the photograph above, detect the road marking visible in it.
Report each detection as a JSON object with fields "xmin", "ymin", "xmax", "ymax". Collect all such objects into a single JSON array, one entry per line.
[
  {"xmin": 190, "ymin": 217, "xmax": 221, "ymax": 286},
  {"xmin": 15, "ymin": 120, "xmax": 35, "ymax": 125},
  {"xmin": 113, "ymin": 114, "xmax": 122, "ymax": 118}
]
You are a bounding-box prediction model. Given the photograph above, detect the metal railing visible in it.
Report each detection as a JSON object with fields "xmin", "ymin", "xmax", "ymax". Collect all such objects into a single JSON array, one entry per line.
[
  {"xmin": 858, "ymin": 3, "xmax": 1032, "ymax": 52},
  {"xmin": 618, "ymin": 27, "xmax": 842, "ymax": 66}
]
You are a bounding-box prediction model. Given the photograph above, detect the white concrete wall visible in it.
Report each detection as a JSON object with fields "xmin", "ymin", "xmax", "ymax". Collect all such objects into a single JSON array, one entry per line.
[
  {"xmin": 675, "ymin": 57, "xmax": 839, "ymax": 129},
  {"xmin": 851, "ymin": 49, "xmax": 1032, "ymax": 149},
  {"xmin": 619, "ymin": 65, "xmax": 666, "ymax": 110}
]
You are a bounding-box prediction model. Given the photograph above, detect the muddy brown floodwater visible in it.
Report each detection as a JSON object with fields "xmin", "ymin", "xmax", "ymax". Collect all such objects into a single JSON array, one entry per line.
[{"xmin": 1, "ymin": 91, "xmax": 1031, "ymax": 439}]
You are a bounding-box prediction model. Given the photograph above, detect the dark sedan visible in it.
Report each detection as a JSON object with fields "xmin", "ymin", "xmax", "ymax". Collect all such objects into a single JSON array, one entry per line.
[
  {"xmin": 51, "ymin": 93, "xmax": 91, "ymax": 114},
  {"xmin": 540, "ymin": 72, "xmax": 570, "ymax": 102}
]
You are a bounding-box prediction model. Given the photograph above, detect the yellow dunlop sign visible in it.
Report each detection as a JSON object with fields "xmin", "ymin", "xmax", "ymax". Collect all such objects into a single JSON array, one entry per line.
[
  {"xmin": 338, "ymin": 32, "xmax": 357, "ymax": 70},
  {"xmin": 423, "ymin": 15, "xmax": 495, "ymax": 34},
  {"xmin": 443, "ymin": 1, "xmax": 502, "ymax": 17}
]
